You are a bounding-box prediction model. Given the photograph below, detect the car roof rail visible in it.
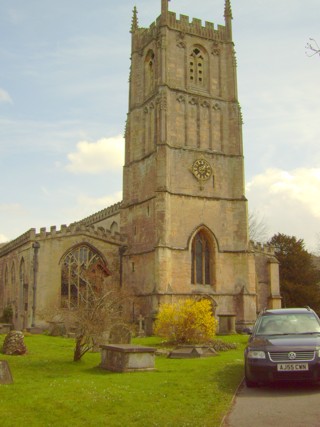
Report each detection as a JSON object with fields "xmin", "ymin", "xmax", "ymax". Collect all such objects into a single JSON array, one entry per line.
[{"xmin": 305, "ymin": 305, "xmax": 311, "ymax": 311}]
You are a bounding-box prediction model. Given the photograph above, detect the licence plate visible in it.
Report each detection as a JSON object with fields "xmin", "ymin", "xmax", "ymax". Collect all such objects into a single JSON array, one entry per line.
[{"xmin": 277, "ymin": 363, "xmax": 309, "ymax": 371}]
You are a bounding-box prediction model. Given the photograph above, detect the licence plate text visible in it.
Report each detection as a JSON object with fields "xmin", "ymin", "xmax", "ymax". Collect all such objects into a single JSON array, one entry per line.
[{"xmin": 277, "ymin": 363, "xmax": 309, "ymax": 371}]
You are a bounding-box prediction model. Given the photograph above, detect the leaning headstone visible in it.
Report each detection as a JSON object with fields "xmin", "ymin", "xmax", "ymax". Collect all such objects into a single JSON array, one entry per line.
[
  {"xmin": 108, "ymin": 324, "xmax": 132, "ymax": 344},
  {"xmin": 2, "ymin": 331, "xmax": 27, "ymax": 355},
  {"xmin": 0, "ymin": 360, "xmax": 13, "ymax": 384}
]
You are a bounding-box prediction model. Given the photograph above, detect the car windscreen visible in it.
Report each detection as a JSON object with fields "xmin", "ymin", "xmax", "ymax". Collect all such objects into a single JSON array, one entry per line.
[{"xmin": 255, "ymin": 313, "xmax": 320, "ymax": 335}]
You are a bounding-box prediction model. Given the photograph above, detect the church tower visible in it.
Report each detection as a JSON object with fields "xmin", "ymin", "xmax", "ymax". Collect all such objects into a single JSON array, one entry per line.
[{"xmin": 121, "ymin": 0, "xmax": 258, "ymax": 332}]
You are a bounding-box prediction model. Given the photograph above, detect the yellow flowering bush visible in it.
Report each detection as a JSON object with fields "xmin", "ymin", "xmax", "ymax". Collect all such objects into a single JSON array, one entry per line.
[{"xmin": 154, "ymin": 299, "xmax": 217, "ymax": 344}]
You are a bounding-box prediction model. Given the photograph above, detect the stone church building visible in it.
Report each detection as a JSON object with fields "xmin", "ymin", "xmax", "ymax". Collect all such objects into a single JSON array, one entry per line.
[{"xmin": 0, "ymin": 0, "xmax": 281, "ymax": 335}]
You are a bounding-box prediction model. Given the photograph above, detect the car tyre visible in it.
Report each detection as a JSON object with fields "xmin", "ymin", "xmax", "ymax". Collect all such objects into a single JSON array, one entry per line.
[{"xmin": 245, "ymin": 375, "xmax": 257, "ymax": 388}]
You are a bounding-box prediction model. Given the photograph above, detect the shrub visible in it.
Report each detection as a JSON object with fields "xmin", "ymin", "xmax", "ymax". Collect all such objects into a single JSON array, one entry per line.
[
  {"xmin": 1, "ymin": 305, "xmax": 13, "ymax": 323},
  {"xmin": 154, "ymin": 299, "xmax": 217, "ymax": 344}
]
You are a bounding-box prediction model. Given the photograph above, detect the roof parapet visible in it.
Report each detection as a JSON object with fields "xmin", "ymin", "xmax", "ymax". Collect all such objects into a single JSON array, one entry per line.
[
  {"xmin": 134, "ymin": 11, "xmax": 228, "ymax": 52},
  {"xmin": 0, "ymin": 223, "xmax": 126, "ymax": 257},
  {"xmin": 249, "ymin": 240, "xmax": 276, "ymax": 255}
]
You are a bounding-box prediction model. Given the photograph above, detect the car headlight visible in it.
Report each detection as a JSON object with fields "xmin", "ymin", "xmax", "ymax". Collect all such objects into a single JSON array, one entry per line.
[{"xmin": 247, "ymin": 350, "xmax": 266, "ymax": 359}]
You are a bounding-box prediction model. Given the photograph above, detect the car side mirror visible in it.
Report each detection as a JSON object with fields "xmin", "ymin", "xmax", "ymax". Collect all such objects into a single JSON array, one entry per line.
[{"xmin": 243, "ymin": 327, "xmax": 252, "ymax": 335}]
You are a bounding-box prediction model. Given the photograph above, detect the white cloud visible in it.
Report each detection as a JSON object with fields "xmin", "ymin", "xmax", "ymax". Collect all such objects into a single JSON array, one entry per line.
[
  {"xmin": 0, "ymin": 88, "xmax": 13, "ymax": 104},
  {"xmin": 0, "ymin": 204, "xmax": 27, "ymax": 242},
  {"xmin": 7, "ymin": 8, "xmax": 24, "ymax": 25},
  {"xmin": 0, "ymin": 203, "xmax": 25, "ymax": 214},
  {"xmin": 66, "ymin": 192, "xmax": 122, "ymax": 223},
  {"xmin": 77, "ymin": 192, "xmax": 122, "ymax": 209},
  {"xmin": 0, "ymin": 234, "xmax": 9, "ymax": 243},
  {"xmin": 65, "ymin": 135, "xmax": 124, "ymax": 174},
  {"xmin": 247, "ymin": 168, "xmax": 320, "ymax": 250}
]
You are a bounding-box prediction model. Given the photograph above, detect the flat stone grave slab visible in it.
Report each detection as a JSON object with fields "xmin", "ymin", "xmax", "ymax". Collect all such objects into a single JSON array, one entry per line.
[
  {"xmin": 100, "ymin": 344, "xmax": 156, "ymax": 372},
  {"xmin": 168, "ymin": 345, "xmax": 217, "ymax": 359}
]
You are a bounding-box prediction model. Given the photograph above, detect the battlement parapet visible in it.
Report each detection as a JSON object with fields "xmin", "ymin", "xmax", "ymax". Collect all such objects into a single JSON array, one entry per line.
[
  {"xmin": 74, "ymin": 202, "xmax": 122, "ymax": 227},
  {"xmin": 34, "ymin": 223, "xmax": 126, "ymax": 245},
  {"xmin": 250, "ymin": 241, "xmax": 275, "ymax": 255},
  {"xmin": 136, "ymin": 12, "xmax": 226, "ymax": 50},
  {"xmin": 0, "ymin": 222, "xmax": 126, "ymax": 258},
  {"xmin": 0, "ymin": 229, "xmax": 36, "ymax": 257},
  {"xmin": 167, "ymin": 12, "xmax": 226, "ymax": 40}
]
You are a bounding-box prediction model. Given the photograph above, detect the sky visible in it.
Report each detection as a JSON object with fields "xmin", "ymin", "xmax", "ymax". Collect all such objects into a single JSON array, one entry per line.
[{"xmin": 0, "ymin": 0, "xmax": 320, "ymax": 251}]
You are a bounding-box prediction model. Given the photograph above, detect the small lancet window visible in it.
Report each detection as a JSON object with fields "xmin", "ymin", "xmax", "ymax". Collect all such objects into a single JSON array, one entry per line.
[{"xmin": 11, "ymin": 263, "xmax": 16, "ymax": 288}]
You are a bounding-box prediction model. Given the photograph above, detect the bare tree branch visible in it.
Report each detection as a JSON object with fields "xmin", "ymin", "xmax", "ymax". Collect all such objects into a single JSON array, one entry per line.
[
  {"xmin": 306, "ymin": 38, "xmax": 320, "ymax": 57},
  {"xmin": 41, "ymin": 262, "xmax": 133, "ymax": 361},
  {"xmin": 248, "ymin": 210, "xmax": 269, "ymax": 243}
]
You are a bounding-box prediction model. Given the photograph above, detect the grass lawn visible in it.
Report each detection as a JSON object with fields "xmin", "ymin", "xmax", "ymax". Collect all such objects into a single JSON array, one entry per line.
[{"xmin": 0, "ymin": 334, "xmax": 247, "ymax": 427}]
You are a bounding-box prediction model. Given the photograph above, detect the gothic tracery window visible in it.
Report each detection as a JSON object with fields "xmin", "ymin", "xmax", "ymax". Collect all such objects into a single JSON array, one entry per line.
[
  {"xmin": 61, "ymin": 245, "xmax": 110, "ymax": 308},
  {"xmin": 191, "ymin": 231, "xmax": 212, "ymax": 285}
]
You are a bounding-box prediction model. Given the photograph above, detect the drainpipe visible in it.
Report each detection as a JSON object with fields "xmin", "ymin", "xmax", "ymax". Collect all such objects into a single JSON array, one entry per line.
[
  {"xmin": 119, "ymin": 246, "xmax": 128, "ymax": 288},
  {"xmin": 32, "ymin": 242, "xmax": 40, "ymax": 327}
]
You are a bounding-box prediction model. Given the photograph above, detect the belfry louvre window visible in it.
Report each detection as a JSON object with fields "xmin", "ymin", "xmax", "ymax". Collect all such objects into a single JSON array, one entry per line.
[
  {"xmin": 189, "ymin": 47, "xmax": 206, "ymax": 87},
  {"xmin": 191, "ymin": 232, "xmax": 211, "ymax": 285},
  {"xmin": 145, "ymin": 49, "xmax": 155, "ymax": 95},
  {"xmin": 61, "ymin": 245, "xmax": 110, "ymax": 308}
]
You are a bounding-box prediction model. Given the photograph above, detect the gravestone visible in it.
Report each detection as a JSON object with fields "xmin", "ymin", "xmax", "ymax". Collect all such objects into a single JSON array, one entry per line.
[
  {"xmin": 0, "ymin": 360, "xmax": 13, "ymax": 384},
  {"xmin": 108, "ymin": 324, "xmax": 132, "ymax": 344},
  {"xmin": 137, "ymin": 314, "xmax": 146, "ymax": 337},
  {"xmin": 2, "ymin": 331, "xmax": 27, "ymax": 355},
  {"xmin": 48, "ymin": 321, "xmax": 66, "ymax": 337}
]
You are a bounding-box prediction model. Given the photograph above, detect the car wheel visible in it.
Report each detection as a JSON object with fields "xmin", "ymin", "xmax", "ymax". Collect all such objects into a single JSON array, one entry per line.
[{"xmin": 244, "ymin": 372, "xmax": 258, "ymax": 388}]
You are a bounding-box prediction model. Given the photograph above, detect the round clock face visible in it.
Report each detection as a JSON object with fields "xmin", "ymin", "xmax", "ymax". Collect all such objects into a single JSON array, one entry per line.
[{"xmin": 191, "ymin": 159, "xmax": 212, "ymax": 181}]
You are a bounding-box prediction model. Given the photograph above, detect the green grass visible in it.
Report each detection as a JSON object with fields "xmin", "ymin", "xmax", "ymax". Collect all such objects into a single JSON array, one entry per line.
[{"xmin": 0, "ymin": 334, "xmax": 248, "ymax": 427}]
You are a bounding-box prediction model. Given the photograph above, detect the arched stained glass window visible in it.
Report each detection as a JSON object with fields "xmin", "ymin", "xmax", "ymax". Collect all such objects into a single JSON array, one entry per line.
[
  {"xmin": 191, "ymin": 231, "xmax": 212, "ymax": 285},
  {"xmin": 61, "ymin": 245, "xmax": 110, "ymax": 308}
]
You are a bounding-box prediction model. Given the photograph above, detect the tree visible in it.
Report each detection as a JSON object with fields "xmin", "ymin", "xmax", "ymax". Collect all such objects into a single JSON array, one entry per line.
[
  {"xmin": 248, "ymin": 210, "xmax": 269, "ymax": 243},
  {"xmin": 47, "ymin": 260, "xmax": 132, "ymax": 361},
  {"xmin": 70, "ymin": 285, "xmax": 130, "ymax": 362},
  {"xmin": 268, "ymin": 233, "xmax": 320, "ymax": 312},
  {"xmin": 154, "ymin": 299, "xmax": 217, "ymax": 345},
  {"xmin": 306, "ymin": 38, "xmax": 320, "ymax": 57}
]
